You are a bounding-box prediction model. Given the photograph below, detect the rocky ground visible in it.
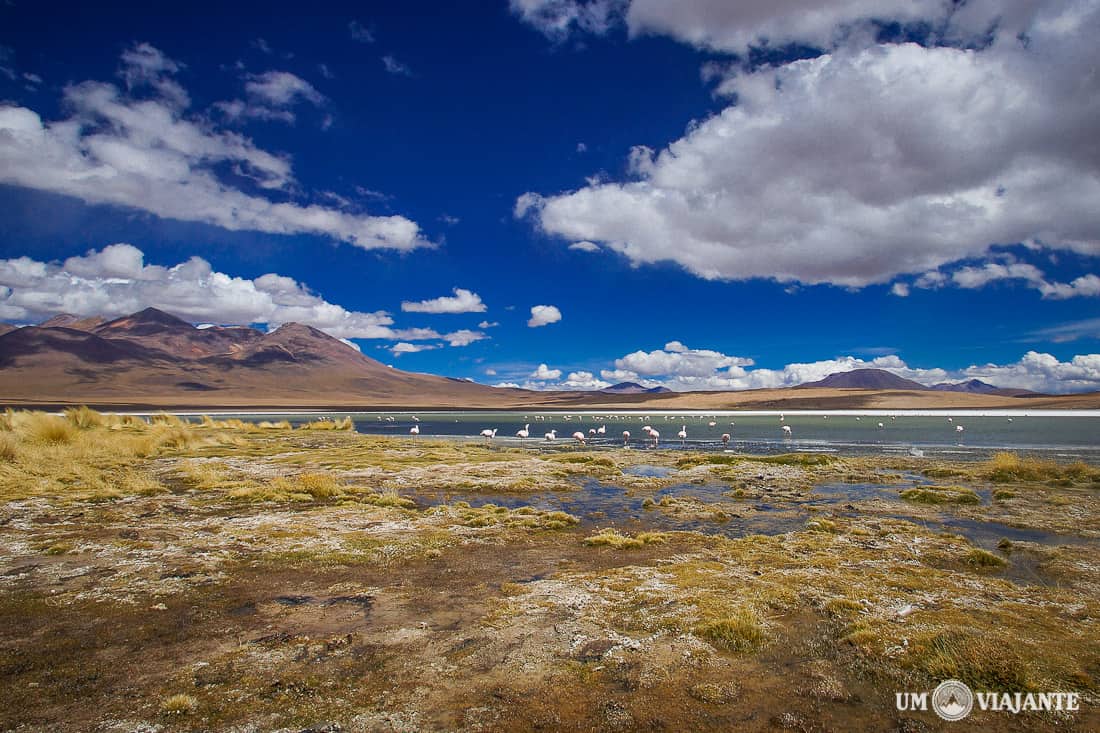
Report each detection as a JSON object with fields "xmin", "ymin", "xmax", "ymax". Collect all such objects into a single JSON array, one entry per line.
[{"xmin": 0, "ymin": 415, "xmax": 1098, "ymax": 731}]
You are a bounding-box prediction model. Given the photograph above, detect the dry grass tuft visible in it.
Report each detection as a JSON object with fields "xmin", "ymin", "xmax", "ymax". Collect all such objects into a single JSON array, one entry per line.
[
  {"xmin": 899, "ymin": 485, "xmax": 980, "ymax": 505},
  {"xmin": 583, "ymin": 528, "xmax": 668, "ymax": 549},
  {"xmin": 987, "ymin": 451, "xmax": 1099, "ymax": 484},
  {"xmin": 693, "ymin": 607, "xmax": 766, "ymax": 653},
  {"xmin": 161, "ymin": 693, "xmax": 198, "ymax": 715}
]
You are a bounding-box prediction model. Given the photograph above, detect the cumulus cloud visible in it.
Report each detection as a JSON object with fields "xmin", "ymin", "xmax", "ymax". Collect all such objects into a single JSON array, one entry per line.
[
  {"xmin": 517, "ymin": 2, "xmax": 1100, "ymax": 288},
  {"xmin": 401, "ymin": 288, "xmax": 487, "ymax": 314},
  {"xmin": 0, "ymin": 243, "xmax": 452, "ymax": 342},
  {"xmin": 527, "ymin": 304, "xmax": 562, "ymax": 327},
  {"xmin": 560, "ymin": 370, "xmax": 611, "ymax": 390},
  {"xmin": 0, "ymin": 44, "xmax": 430, "ymax": 252},
  {"xmin": 443, "ymin": 329, "xmax": 489, "ymax": 347},
  {"xmin": 613, "ymin": 341, "xmax": 754, "ymax": 379},
  {"xmin": 390, "ymin": 342, "xmax": 440, "ymax": 355},
  {"xmin": 903, "ymin": 260, "xmax": 1100, "ymax": 299},
  {"xmin": 478, "ymin": 320, "xmax": 500, "ymax": 329},
  {"xmin": 530, "ymin": 363, "xmax": 563, "ymax": 380},
  {"xmin": 579, "ymin": 340, "xmax": 1100, "ymax": 394},
  {"xmin": 890, "ymin": 282, "xmax": 910, "ymax": 297}
]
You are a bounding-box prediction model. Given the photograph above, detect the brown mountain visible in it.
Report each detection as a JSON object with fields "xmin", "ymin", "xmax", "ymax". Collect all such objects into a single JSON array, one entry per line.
[
  {"xmin": 39, "ymin": 313, "xmax": 106, "ymax": 331},
  {"xmin": 798, "ymin": 368, "xmax": 928, "ymax": 391},
  {"xmin": 931, "ymin": 378, "xmax": 1037, "ymax": 398},
  {"xmin": 0, "ymin": 307, "xmax": 531, "ymax": 407}
]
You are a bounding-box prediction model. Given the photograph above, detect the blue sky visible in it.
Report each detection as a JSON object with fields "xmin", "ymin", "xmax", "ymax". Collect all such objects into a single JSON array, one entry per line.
[{"xmin": 1, "ymin": 0, "xmax": 1099, "ymax": 393}]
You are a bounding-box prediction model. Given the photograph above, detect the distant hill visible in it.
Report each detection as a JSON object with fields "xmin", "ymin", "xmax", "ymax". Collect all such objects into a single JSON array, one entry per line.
[
  {"xmin": 600, "ymin": 381, "xmax": 672, "ymax": 395},
  {"xmin": 798, "ymin": 368, "xmax": 928, "ymax": 391},
  {"xmin": 931, "ymin": 378, "xmax": 1038, "ymax": 398}
]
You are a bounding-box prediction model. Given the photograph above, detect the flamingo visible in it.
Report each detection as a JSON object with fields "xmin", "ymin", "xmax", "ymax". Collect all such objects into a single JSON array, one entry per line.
[
  {"xmin": 411, "ymin": 416, "xmax": 420, "ymax": 422},
  {"xmin": 572, "ymin": 431, "xmax": 587, "ymax": 446},
  {"xmin": 708, "ymin": 421, "xmax": 717, "ymax": 427},
  {"xmin": 517, "ymin": 423, "xmax": 530, "ymax": 439},
  {"xmin": 956, "ymin": 425, "xmax": 964, "ymax": 433},
  {"xmin": 544, "ymin": 429, "xmax": 557, "ymax": 442},
  {"xmin": 597, "ymin": 425, "xmax": 606, "ymax": 435},
  {"xmin": 677, "ymin": 425, "xmax": 687, "ymax": 445},
  {"xmin": 622, "ymin": 430, "xmax": 630, "ymax": 445},
  {"xmin": 409, "ymin": 424, "xmax": 420, "ymax": 435},
  {"xmin": 589, "ymin": 428, "xmax": 597, "ymax": 437},
  {"xmin": 480, "ymin": 428, "xmax": 497, "ymax": 441},
  {"xmin": 782, "ymin": 425, "xmax": 792, "ymax": 438},
  {"xmin": 721, "ymin": 433, "xmax": 730, "ymax": 447},
  {"xmin": 878, "ymin": 422, "xmax": 884, "ymax": 429},
  {"xmin": 649, "ymin": 428, "xmax": 660, "ymax": 447}
]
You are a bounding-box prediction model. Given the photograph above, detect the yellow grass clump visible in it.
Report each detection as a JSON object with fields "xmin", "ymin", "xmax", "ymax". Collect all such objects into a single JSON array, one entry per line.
[
  {"xmin": 987, "ymin": 451, "xmax": 1098, "ymax": 484},
  {"xmin": 693, "ymin": 607, "xmax": 767, "ymax": 653},
  {"xmin": 299, "ymin": 416, "xmax": 355, "ymax": 431},
  {"xmin": 583, "ymin": 528, "xmax": 669, "ymax": 549},
  {"xmin": 0, "ymin": 409, "xmax": 227, "ymax": 502}
]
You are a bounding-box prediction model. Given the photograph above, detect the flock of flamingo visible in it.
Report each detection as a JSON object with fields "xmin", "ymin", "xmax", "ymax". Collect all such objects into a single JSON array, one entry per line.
[{"xmin": 384, "ymin": 412, "xmax": 977, "ymax": 448}]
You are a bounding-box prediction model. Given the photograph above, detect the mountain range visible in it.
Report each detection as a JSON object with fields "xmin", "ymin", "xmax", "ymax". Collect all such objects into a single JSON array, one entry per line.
[
  {"xmin": 0, "ymin": 308, "xmax": 525, "ymax": 407},
  {"xmin": 0, "ymin": 310, "xmax": 1095, "ymax": 409},
  {"xmin": 799, "ymin": 368, "xmax": 1037, "ymax": 397}
]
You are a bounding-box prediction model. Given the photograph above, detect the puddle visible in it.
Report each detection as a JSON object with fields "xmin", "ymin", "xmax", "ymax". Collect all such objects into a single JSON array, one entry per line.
[
  {"xmin": 410, "ymin": 473, "xmax": 1098, "ymax": 588},
  {"xmin": 622, "ymin": 465, "xmax": 675, "ymax": 478}
]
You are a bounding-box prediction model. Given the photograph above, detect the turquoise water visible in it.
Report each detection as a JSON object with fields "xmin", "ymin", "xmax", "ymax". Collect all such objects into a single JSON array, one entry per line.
[{"xmin": 172, "ymin": 409, "xmax": 1100, "ymax": 461}]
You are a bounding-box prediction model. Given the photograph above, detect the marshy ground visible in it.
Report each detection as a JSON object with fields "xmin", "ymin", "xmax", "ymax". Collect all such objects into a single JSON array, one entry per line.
[{"xmin": 0, "ymin": 409, "xmax": 1098, "ymax": 732}]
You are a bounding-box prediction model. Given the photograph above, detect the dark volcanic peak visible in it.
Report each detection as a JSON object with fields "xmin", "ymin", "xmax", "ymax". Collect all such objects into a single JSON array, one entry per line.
[
  {"xmin": 95, "ymin": 307, "xmax": 194, "ymax": 335},
  {"xmin": 799, "ymin": 368, "xmax": 928, "ymax": 391},
  {"xmin": 237, "ymin": 322, "xmax": 371, "ymax": 366},
  {"xmin": 932, "ymin": 379, "xmax": 999, "ymax": 394},
  {"xmin": 601, "ymin": 381, "xmax": 672, "ymax": 394}
]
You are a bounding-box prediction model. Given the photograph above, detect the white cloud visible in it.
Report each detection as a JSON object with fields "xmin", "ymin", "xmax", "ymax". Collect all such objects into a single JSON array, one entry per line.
[
  {"xmin": 527, "ymin": 304, "xmax": 562, "ymax": 327},
  {"xmin": 509, "ymin": 0, "xmax": 626, "ymax": 39},
  {"xmin": 485, "ymin": 368, "xmax": 498, "ymax": 376},
  {"xmin": 530, "ymin": 363, "xmax": 562, "ymax": 380},
  {"xmin": 624, "ymin": 0, "xmax": 946, "ymax": 54},
  {"xmin": 0, "ymin": 44, "xmax": 430, "ymax": 252},
  {"xmin": 517, "ymin": 2, "xmax": 1100, "ymax": 287},
  {"xmin": 243, "ymin": 70, "xmax": 324, "ymax": 109},
  {"xmin": 560, "ymin": 370, "xmax": 611, "ymax": 390},
  {"xmin": 478, "ymin": 320, "xmax": 500, "ymax": 329},
  {"xmin": 576, "ymin": 142, "xmax": 587, "ymax": 153},
  {"xmin": 904, "ymin": 261, "xmax": 1100, "ymax": 299},
  {"xmin": 443, "ymin": 329, "xmax": 489, "ymax": 347},
  {"xmin": 589, "ymin": 340, "xmax": 1100, "ymax": 394},
  {"xmin": 890, "ymin": 282, "xmax": 909, "ymax": 297},
  {"xmin": 513, "ymin": 0, "xmax": 1044, "ymax": 55},
  {"xmin": 614, "ymin": 341, "xmax": 753, "ymax": 378},
  {"xmin": 390, "ymin": 342, "xmax": 440, "ymax": 355},
  {"xmin": 568, "ymin": 240, "xmax": 601, "ymax": 253},
  {"xmin": 401, "ymin": 288, "xmax": 487, "ymax": 314},
  {"xmin": 0, "ymin": 243, "xmax": 451, "ymax": 342},
  {"xmin": 382, "ymin": 56, "xmax": 413, "ymax": 76}
]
